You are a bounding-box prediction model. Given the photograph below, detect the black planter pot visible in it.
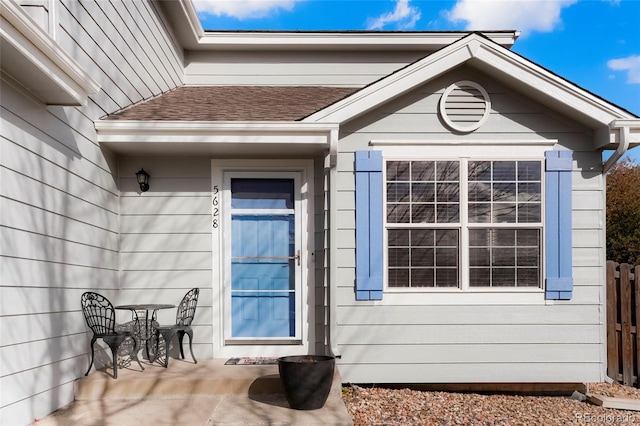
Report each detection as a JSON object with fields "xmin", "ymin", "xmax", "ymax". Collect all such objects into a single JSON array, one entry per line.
[{"xmin": 278, "ymin": 355, "xmax": 335, "ymax": 410}]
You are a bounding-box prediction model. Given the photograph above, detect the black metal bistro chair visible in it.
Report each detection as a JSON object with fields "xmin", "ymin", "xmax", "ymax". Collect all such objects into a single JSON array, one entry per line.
[
  {"xmin": 81, "ymin": 292, "xmax": 144, "ymax": 378},
  {"xmin": 155, "ymin": 288, "xmax": 199, "ymax": 368}
]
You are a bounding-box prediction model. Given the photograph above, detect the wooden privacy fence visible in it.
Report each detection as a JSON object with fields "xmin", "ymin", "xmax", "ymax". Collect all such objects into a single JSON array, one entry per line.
[{"xmin": 607, "ymin": 261, "xmax": 640, "ymax": 387}]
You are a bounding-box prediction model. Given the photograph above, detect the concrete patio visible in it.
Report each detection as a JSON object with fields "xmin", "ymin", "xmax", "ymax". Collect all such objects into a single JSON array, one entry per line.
[{"xmin": 33, "ymin": 359, "xmax": 353, "ymax": 425}]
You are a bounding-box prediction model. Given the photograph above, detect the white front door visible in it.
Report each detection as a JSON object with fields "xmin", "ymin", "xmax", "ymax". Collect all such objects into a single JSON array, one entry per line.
[{"xmin": 211, "ymin": 161, "xmax": 314, "ymax": 358}]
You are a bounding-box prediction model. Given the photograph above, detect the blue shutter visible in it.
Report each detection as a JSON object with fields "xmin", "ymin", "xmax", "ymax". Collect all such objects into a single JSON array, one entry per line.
[
  {"xmin": 545, "ymin": 150, "xmax": 573, "ymax": 300},
  {"xmin": 355, "ymin": 151, "xmax": 384, "ymax": 301}
]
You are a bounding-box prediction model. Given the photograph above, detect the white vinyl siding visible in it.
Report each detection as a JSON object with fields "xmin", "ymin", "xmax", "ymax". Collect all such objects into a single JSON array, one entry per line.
[
  {"xmin": 0, "ymin": 1, "xmax": 183, "ymax": 424},
  {"xmin": 334, "ymin": 67, "xmax": 605, "ymax": 384}
]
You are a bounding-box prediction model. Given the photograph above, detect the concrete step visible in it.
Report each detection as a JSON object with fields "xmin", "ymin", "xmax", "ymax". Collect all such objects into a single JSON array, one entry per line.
[{"xmin": 75, "ymin": 358, "xmax": 343, "ymax": 401}]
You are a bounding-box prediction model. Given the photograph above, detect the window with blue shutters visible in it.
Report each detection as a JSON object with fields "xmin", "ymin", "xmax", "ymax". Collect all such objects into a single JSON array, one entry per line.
[{"xmin": 356, "ymin": 150, "xmax": 572, "ymax": 297}]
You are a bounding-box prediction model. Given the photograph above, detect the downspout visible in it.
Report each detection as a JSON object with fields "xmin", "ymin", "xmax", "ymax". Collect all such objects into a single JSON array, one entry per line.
[
  {"xmin": 326, "ymin": 128, "xmax": 341, "ymax": 358},
  {"xmin": 602, "ymin": 121, "xmax": 630, "ymax": 173}
]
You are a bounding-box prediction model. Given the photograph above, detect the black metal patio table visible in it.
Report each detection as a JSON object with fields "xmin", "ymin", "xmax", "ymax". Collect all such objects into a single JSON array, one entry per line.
[{"xmin": 115, "ymin": 303, "xmax": 175, "ymax": 362}]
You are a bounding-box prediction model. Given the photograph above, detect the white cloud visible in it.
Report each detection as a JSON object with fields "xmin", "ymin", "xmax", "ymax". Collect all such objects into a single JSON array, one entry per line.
[
  {"xmin": 608, "ymin": 55, "xmax": 640, "ymax": 84},
  {"xmin": 446, "ymin": 0, "xmax": 577, "ymax": 36},
  {"xmin": 192, "ymin": 0, "xmax": 298, "ymax": 20},
  {"xmin": 367, "ymin": 0, "xmax": 422, "ymax": 30}
]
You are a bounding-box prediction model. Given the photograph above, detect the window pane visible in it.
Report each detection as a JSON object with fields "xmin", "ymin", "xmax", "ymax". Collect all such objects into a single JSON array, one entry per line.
[
  {"xmin": 469, "ymin": 229, "xmax": 489, "ymax": 246},
  {"xmin": 389, "ymin": 269, "xmax": 409, "ymax": 287},
  {"xmin": 492, "ymin": 268, "xmax": 515, "ymax": 286},
  {"xmin": 492, "ymin": 248, "xmax": 515, "ymax": 266},
  {"xmin": 437, "ymin": 161, "xmax": 459, "ymax": 181},
  {"xmin": 389, "ymin": 248, "xmax": 409, "ymax": 267},
  {"xmin": 493, "ymin": 161, "xmax": 516, "ymax": 181},
  {"xmin": 493, "ymin": 183, "xmax": 516, "ymax": 202},
  {"xmin": 493, "ymin": 203, "xmax": 516, "ymax": 222},
  {"xmin": 517, "ymin": 204, "xmax": 541, "ymax": 223},
  {"xmin": 469, "ymin": 203, "xmax": 491, "ymax": 223},
  {"xmin": 436, "ymin": 269, "xmax": 458, "ymax": 287},
  {"xmin": 387, "ymin": 204, "xmax": 410, "ymax": 223},
  {"xmin": 387, "ymin": 183, "xmax": 410, "ymax": 202},
  {"xmin": 518, "ymin": 183, "xmax": 541, "ymax": 201},
  {"xmin": 517, "ymin": 229, "xmax": 539, "ymax": 246},
  {"xmin": 388, "ymin": 229, "xmax": 409, "ymax": 246},
  {"xmin": 437, "ymin": 204, "xmax": 459, "ymax": 223},
  {"xmin": 411, "ymin": 161, "xmax": 435, "ymax": 181},
  {"xmin": 412, "ymin": 182, "xmax": 435, "ymax": 202},
  {"xmin": 494, "ymin": 229, "xmax": 516, "ymax": 246},
  {"xmin": 436, "ymin": 229, "xmax": 459, "ymax": 246},
  {"xmin": 411, "ymin": 229, "xmax": 434, "ymax": 246},
  {"xmin": 470, "ymin": 248, "xmax": 490, "ymax": 266},
  {"xmin": 231, "ymin": 179, "xmax": 294, "ymax": 209},
  {"xmin": 469, "ymin": 182, "xmax": 491, "ymax": 202},
  {"xmin": 518, "ymin": 161, "xmax": 541, "ymax": 181},
  {"xmin": 470, "ymin": 268, "xmax": 490, "ymax": 287},
  {"xmin": 437, "ymin": 183, "xmax": 459, "ymax": 202},
  {"xmin": 469, "ymin": 161, "xmax": 491, "ymax": 181},
  {"xmin": 412, "ymin": 204, "xmax": 435, "ymax": 223},
  {"xmin": 387, "ymin": 161, "xmax": 410, "ymax": 181},
  {"xmin": 517, "ymin": 248, "xmax": 539, "ymax": 266},
  {"xmin": 412, "ymin": 248, "xmax": 434, "ymax": 266},
  {"xmin": 517, "ymin": 268, "xmax": 539, "ymax": 287},
  {"xmin": 436, "ymin": 248, "xmax": 458, "ymax": 266},
  {"xmin": 411, "ymin": 269, "xmax": 435, "ymax": 287}
]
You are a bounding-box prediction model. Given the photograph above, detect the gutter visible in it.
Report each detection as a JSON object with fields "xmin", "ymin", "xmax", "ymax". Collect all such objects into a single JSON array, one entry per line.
[{"xmin": 603, "ymin": 121, "xmax": 630, "ymax": 173}]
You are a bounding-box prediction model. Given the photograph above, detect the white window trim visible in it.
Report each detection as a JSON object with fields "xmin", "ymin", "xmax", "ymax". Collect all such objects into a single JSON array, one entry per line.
[{"xmin": 375, "ymin": 143, "xmax": 549, "ymax": 305}]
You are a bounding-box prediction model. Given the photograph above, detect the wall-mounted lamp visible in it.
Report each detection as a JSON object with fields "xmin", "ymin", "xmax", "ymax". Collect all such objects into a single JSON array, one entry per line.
[{"xmin": 135, "ymin": 168, "xmax": 150, "ymax": 192}]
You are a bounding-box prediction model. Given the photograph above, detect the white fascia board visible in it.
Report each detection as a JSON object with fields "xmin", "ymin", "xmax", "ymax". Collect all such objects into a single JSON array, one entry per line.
[
  {"xmin": 94, "ymin": 120, "xmax": 338, "ymax": 154},
  {"xmin": 304, "ymin": 34, "xmax": 638, "ymax": 131},
  {"xmin": 195, "ymin": 31, "xmax": 519, "ymax": 51},
  {"xmin": 0, "ymin": 0, "xmax": 100, "ymax": 105}
]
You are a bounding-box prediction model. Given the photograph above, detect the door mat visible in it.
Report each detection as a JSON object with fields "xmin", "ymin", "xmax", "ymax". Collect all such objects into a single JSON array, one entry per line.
[{"xmin": 225, "ymin": 357, "xmax": 279, "ymax": 365}]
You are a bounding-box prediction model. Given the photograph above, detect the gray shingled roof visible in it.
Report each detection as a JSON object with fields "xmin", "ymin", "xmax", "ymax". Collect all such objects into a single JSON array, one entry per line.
[{"xmin": 104, "ymin": 86, "xmax": 359, "ymax": 121}]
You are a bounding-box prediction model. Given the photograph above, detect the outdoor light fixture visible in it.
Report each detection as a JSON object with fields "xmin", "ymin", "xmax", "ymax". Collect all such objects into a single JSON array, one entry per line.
[{"xmin": 135, "ymin": 168, "xmax": 150, "ymax": 192}]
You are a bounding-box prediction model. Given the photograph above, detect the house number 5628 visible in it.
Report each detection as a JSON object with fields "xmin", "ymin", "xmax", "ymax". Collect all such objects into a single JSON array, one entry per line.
[{"xmin": 212, "ymin": 185, "xmax": 219, "ymax": 228}]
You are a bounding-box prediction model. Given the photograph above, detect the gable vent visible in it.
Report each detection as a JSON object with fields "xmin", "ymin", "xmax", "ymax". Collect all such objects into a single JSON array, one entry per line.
[{"xmin": 439, "ymin": 81, "xmax": 491, "ymax": 133}]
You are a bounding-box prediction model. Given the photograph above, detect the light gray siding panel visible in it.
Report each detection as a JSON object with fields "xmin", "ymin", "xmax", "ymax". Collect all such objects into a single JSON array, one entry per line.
[
  {"xmin": 185, "ymin": 50, "xmax": 425, "ymax": 86},
  {"xmin": 1, "ymin": 311, "xmax": 88, "ymax": 346},
  {"xmin": 0, "ymin": 334, "xmax": 85, "ymax": 377},
  {"xmin": 119, "ymin": 196, "xmax": 210, "ymax": 215},
  {"xmin": 337, "ymin": 305, "xmax": 599, "ymax": 325},
  {"xmin": 0, "ymin": 378, "xmax": 75, "ymax": 425},
  {"xmin": 120, "ymin": 270, "xmax": 212, "ymax": 289},
  {"xmin": 120, "ymin": 233, "xmax": 211, "ymax": 252},
  {"xmin": 342, "ymin": 343, "xmax": 600, "ymax": 364},
  {"xmin": 338, "ymin": 362, "xmax": 602, "ymax": 384},
  {"xmin": 120, "ymin": 252, "xmax": 212, "ymax": 271},
  {"xmin": 339, "ymin": 324, "xmax": 601, "ymax": 345},
  {"xmin": 0, "ymin": 257, "xmax": 119, "ymax": 288},
  {"xmin": 1, "ymin": 198, "xmax": 118, "ymax": 252},
  {"xmin": 120, "ymin": 214, "xmax": 211, "ymax": 234}
]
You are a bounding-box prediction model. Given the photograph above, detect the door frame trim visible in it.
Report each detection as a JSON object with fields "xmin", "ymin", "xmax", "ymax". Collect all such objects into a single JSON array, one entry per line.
[{"xmin": 211, "ymin": 159, "xmax": 315, "ymax": 358}]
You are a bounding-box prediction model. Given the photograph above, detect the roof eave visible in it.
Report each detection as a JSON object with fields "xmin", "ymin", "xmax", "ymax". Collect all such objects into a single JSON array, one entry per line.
[{"xmin": 156, "ymin": 0, "xmax": 519, "ymax": 51}]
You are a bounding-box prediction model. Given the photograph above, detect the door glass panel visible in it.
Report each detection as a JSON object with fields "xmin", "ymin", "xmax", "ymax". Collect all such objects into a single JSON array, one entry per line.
[{"xmin": 230, "ymin": 178, "xmax": 296, "ymax": 338}]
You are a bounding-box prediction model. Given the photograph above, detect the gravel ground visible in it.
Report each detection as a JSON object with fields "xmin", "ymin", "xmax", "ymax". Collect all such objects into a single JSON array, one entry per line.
[{"xmin": 342, "ymin": 383, "xmax": 640, "ymax": 425}]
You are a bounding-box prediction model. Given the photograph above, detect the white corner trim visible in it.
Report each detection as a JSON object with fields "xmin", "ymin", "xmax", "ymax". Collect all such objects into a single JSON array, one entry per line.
[{"xmin": 0, "ymin": 0, "xmax": 100, "ymax": 105}]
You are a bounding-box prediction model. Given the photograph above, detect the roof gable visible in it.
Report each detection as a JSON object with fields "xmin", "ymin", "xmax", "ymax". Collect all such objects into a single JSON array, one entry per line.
[{"xmin": 303, "ymin": 33, "xmax": 638, "ymax": 144}]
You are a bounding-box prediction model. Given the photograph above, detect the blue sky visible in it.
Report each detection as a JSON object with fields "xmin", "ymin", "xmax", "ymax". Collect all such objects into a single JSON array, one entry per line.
[{"xmin": 195, "ymin": 0, "xmax": 640, "ymax": 162}]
